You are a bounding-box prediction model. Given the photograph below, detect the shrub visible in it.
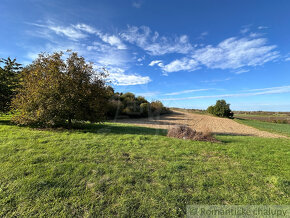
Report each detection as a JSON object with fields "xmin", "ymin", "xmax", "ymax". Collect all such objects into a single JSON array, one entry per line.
[
  {"xmin": 150, "ymin": 101, "xmax": 169, "ymax": 115},
  {"xmin": 140, "ymin": 102, "xmax": 150, "ymax": 116},
  {"xmin": 106, "ymin": 91, "xmax": 170, "ymax": 118},
  {"xmin": 107, "ymin": 100, "xmax": 124, "ymax": 119},
  {"xmin": 207, "ymin": 99, "xmax": 234, "ymax": 118}
]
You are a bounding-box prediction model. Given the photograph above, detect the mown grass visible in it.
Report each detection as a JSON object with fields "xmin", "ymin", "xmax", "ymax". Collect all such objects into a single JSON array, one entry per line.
[
  {"xmin": 236, "ymin": 118, "xmax": 290, "ymax": 137},
  {"xmin": 0, "ymin": 116, "xmax": 289, "ymax": 217}
]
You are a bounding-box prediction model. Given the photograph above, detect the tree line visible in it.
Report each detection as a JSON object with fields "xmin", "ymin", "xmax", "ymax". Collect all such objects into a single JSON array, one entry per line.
[{"xmin": 0, "ymin": 52, "xmax": 169, "ymax": 127}]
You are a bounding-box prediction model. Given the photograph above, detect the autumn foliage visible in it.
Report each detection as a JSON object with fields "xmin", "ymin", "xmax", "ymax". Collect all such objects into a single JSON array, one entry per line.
[{"xmin": 12, "ymin": 52, "xmax": 109, "ymax": 127}]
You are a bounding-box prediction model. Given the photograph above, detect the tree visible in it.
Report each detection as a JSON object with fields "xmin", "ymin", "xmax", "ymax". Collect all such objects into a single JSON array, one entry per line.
[
  {"xmin": 0, "ymin": 57, "xmax": 21, "ymax": 113},
  {"xmin": 207, "ymin": 99, "xmax": 234, "ymax": 118},
  {"xmin": 12, "ymin": 52, "xmax": 109, "ymax": 127}
]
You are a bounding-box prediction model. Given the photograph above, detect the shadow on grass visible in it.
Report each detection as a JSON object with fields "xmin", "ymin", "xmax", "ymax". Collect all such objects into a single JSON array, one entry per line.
[
  {"xmin": 75, "ymin": 122, "xmax": 168, "ymax": 136},
  {"xmin": 234, "ymin": 117, "xmax": 247, "ymax": 121},
  {"xmin": 0, "ymin": 116, "xmax": 167, "ymax": 136},
  {"xmin": 213, "ymin": 132, "xmax": 255, "ymax": 137},
  {"xmin": 0, "ymin": 119, "xmax": 13, "ymax": 125}
]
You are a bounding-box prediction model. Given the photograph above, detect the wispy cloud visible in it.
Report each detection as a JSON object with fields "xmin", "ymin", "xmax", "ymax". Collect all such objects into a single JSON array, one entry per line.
[
  {"xmin": 132, "ymin": 0, "xmax": 143, "ymax": 8},
  {"xmin": 164, "ymin": 89, "xmax": 210, "ymax": 96},
  {"xmin": 120, "ymin": 25, "xmax": 193, "ymax": 55},
  {"xmin": 258, "ymin": 26, "xmax": 268, "ymax": 30},
  {"xmin": 198, "ymin": 31, "xmax": 208, "ymax": 39},
  {"xmin": 73, "ymin": 23, "xmax": 98, "ymax": 34},
  {"xmin": 202, "ymin": 77, "xmax": 232, "ymax": 83},
  {"xmin": 31, "ymin": 22, "xmax": 127, "ymax": 50},
  {"xmin": 240, "ymin": 27, "xmax": 250, "ymax": 34},
  {"xmin": 234, "ymin": 69, "xmax": 249, "ymax": 74},
  {"xmin": 30, "ymin": 22, "xmax": 88, "ymax": 40},
  {"xmin": 154, "ymin": 35, "xmax": 279, "ymax": 73},
  {"xmin": 244, "ymin": 85, "xmax": 290, "ymax": 92},
  {"xmin": 161, "ymin": 85, "xmax": 290, "ymax": 101},
  {"xmin": 135, "ymin": 92, "xmax": 159, "ymax": 97},
  {"xmin": 107, "ymin": 67, "xmax": 151, "ymax": 86},
  {"xmin": 26, "ymin": 21, "xmax": 151, "ymax": 86},
  {"xmin": 73, "ymin": 23, "xmax": 127, "ymax": 50},
  {"xmin": 193, "ymin": 37, "xmax": 279, "ymax": 69}
]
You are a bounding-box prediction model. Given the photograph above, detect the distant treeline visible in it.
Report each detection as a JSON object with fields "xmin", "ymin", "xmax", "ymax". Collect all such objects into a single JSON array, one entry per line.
[{"xmin": 107, "ymin": 89, "xmax": 170, "ymax": 119}]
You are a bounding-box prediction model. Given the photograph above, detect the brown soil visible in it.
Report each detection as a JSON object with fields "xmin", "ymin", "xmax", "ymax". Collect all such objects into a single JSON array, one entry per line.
[{"xmin": 114, "ymin": 110, "xmax": 287, "ymax": 138}]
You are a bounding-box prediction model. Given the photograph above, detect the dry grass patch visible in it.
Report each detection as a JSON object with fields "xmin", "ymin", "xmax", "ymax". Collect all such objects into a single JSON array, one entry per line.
[{"xmin": 167, "ymin": 125, "xmax": 219, "ymax": 142}]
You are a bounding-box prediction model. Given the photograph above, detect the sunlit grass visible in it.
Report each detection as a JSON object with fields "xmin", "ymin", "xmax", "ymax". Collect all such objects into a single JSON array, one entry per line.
[
  {"xmin": 0, "ymin": 116, "xmax": 289, "ymax": 216},
  {"xmin": 236, "ymin": 118, "xmax": 290, "ymax": 137}
]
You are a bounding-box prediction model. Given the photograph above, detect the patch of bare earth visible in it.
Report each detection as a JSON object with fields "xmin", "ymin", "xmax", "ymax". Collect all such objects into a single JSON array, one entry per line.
[{"xmin": 114, "ymin": 110, "xmax": 287, "ymax": 138}]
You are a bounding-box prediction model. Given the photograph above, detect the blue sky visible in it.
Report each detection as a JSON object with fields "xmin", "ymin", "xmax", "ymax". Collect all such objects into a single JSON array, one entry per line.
[{"xmin": 1, "ymin": 0, "xmax": 290, "ymax": 111}]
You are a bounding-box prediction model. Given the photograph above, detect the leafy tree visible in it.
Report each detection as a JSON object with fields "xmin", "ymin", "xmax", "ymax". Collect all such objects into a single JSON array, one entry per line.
[
  {"xmin": 0, "ymin": 57, "xmax": 21, "ymax": 113},
  {"xmin": 12, "ymin": 52, "xmax": 109, "ymax": 127},
  {"xmin": 207, "ymin": 99, "xmax": 234, "ymax": 118}
]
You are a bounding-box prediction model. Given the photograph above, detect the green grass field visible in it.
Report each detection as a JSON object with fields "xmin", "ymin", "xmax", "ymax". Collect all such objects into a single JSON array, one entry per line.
[
  {"xmin": 0, "ymin": 116, "xmax": 289, "ymax": 217},
  {"xmin": 236, "ymin": 118, "xmax": 290, "ymax": 137}
]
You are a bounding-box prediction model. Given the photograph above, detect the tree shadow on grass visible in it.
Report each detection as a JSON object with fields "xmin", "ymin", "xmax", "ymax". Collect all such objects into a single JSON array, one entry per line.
[
  {"xmin": 0, "ymin": 119, "xmax": 13, "ymax": 125},
  {"xmin": 74, "ymin": 122, "xmax": 168, "ymax": 136},
  {"xmin": 0, "ymin": 116, "xmax": 168, "ymax": 136}
]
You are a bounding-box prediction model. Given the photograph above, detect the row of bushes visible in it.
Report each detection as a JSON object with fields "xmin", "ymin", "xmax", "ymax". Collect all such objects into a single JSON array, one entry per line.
[{"xmin": 107, "ymin": 91, "xmax": 170, "ymax": 119}]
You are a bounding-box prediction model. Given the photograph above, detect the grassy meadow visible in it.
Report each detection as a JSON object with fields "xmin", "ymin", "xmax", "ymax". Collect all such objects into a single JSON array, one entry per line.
[
  {"xmin": 0, "ymin": 115, "xmax": 289, "ymax": 217},
  {"xmin": 236, "ymin": 118, "xmax": 290, "ymax": 137}
]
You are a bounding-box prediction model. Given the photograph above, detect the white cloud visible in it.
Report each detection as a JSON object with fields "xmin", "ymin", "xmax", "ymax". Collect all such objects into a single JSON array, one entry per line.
[
  {"xmin": 164, "ymin": 89, "xmax": 210, "ymax": 96},
  {"xmin": 161, "ymin": 85, "xmax": 290, "ymax": 101},
  {"xmin": 120, "ymin": 25, "xmax": 193, "ymax": 55},
  {"xmin": 161, "ymin": 58, "xmax": 200, "ymax": 73},
  {"xmin": 285, "ymin": 57, "xmax": 290, "ymax": 61},
  {"xmin": 97, "ymin": 34, "xmax": 126, "ymax": 50},
  {"xmin": 193, "ymin": 37, "xmax": 279, "ymax": 70},
  {"xmin": 149, "ymin": 60, "xmax": 162, "ymax": 66},
  {"xmin": 107, "ymin": 67, "xmax": 151, "ymax": 86}
]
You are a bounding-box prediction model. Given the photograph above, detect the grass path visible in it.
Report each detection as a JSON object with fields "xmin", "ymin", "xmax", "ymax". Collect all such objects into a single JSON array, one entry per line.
[{"xmin": 0, "ymin": 118, "xmax": 289, "ymax": 216}]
